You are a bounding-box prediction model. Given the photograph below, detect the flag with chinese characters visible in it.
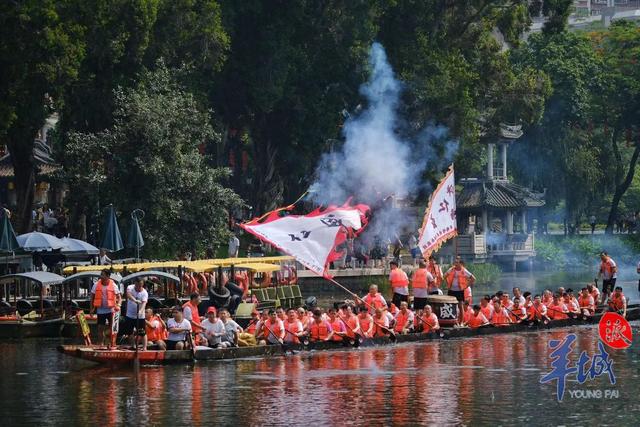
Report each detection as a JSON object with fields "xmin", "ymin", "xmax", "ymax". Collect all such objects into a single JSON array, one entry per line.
[
  {"xmin": 239, "ymin": 202, "xmax": 370, "ymax": 278},
  {"xmin": 418, "ymin": 165, "xmax": 457, "ymax": 257}
]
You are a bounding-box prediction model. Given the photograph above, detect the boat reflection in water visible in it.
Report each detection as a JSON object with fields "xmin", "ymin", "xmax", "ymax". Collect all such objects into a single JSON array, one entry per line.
[{"xmin": 1, "ymin": 324, "xmax": 638, "ymax": 425}]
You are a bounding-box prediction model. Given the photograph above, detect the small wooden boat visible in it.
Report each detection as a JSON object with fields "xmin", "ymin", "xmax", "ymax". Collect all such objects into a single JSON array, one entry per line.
[{"xmin": 58, "ymin": 305, "xmax": 640, "ymax": 366}]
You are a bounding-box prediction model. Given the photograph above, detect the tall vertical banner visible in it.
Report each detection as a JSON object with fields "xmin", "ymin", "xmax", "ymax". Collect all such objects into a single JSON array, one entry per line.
[{"xmin": 418, "ymin": 165, "xmax": 457, "ymax": 257}]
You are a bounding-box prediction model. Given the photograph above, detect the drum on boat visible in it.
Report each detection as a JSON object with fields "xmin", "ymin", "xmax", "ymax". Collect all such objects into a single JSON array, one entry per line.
[{"xmin": 425, "ymin": 295, "xmax": 459, "ymax": 326}]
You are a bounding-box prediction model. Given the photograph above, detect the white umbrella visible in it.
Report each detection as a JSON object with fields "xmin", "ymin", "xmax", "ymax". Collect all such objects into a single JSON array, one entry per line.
[
  {"xmin": 60, "ymin": 237, "xmax": 100, "ymax": 255},
  {"xmin": 17, "ymin": 232, "xmax": 66, "ymax": 251}
]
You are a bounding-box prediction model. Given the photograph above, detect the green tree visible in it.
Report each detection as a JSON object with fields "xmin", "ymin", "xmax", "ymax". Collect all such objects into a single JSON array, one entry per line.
[
  {"xmin": 63, "ymin": 64, "xmax": 241, "ymax": 256},
  {"xmin": 0, "ymin": 0, "xmax": 84, "ymax": 232}
]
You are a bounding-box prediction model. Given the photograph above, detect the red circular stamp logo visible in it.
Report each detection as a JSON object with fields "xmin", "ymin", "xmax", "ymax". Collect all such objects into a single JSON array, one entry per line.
[{"xmin": 598, "ymin": 312, "xmax": 633, "ymax": 349}]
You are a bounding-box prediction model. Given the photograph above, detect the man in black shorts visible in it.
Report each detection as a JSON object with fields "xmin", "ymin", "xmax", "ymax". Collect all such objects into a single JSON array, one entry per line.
[
  {"xmin": 598, "ymin": 252, "xmax": 617, "ymax": 304},
  {"xmin": 443, "ymin": 257, "xmax": 475, "ymax": 324},
  {"xmin": 90, "ymin": 269, "xmax": 122, "ymax": 345},
  {"xmin": 123, "ymin": 278, "xmax": 148, "ymax": 349}
]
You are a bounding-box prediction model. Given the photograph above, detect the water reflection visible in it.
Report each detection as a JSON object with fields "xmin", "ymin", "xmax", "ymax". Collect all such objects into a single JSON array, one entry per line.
[{"xmin": 1, "ymin": 325, "xmax": 639, "ymax": 425}]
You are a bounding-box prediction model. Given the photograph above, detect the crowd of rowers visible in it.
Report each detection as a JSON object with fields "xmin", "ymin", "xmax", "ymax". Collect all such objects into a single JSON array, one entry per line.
[{"xmin": 133, "ymin": 281, "xmax": 628, "ymax": 351}]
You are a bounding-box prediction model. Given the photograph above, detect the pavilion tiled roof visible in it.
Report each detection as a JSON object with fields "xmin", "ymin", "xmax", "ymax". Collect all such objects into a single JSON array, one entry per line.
[
  {"xmin": 457, "ymin": 179, "xmax": 545, "ymax": 209},
  {"xmin": 0, "ymin": 139, "xmax": 60, "ymax": 178}
]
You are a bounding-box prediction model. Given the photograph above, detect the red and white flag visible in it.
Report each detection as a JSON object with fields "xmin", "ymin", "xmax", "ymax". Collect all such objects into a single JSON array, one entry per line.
[
  {"xmin": 418, "ymin": 165, "xmax": 457, "ymax": 257},
  {"xmin": 240, "ymin": 203, "xmax": 370, "ymax": 278}
]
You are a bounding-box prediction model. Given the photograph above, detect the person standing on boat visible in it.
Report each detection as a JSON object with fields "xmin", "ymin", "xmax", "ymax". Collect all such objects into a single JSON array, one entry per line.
[
  {"xmin": 444, "ymin": 257, "xmax": 475, "ymax": 324},
  {"xmin": 123, "ymin": 278, "xmax": 148, "ymax": 350},
  {"xmin": 598, "ymin": 251, "xmax": 617, "ymax": 304},
  {"xmin": 389, "ymin": 261, "xmax": 409, "ymax": 308},
  {"xmin": 427, "ymin": 256, "xmax": 443, "ymax": 294},
  {"xmin": 90, "ymin": 269, "xmax": 122, "ymax": 346},
  {"xmin": 411, "ymin": 260, "xmax": 433, "ymax": 311},
  {"xmin": 166, "ymin": 306, "xmax": 192, "ymax": 350}
]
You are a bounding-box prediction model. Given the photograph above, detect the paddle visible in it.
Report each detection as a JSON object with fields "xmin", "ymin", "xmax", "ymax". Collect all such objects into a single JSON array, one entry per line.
[
  {"xmin": 262, "ymin": 320, "xmax": 291, "ymax": 354},
  {"xmin": 529, "ymin": 304, "xmax": 551, "ymax": 325},
  {"xmin": 338, "ymin": 314, "xmax": 364, "ymax": 346},
  {"xmin": 546, "ymin": 306, "xmax": 585, "ymax": 321},
  {"xmin": 283, "ymin": 325, "xmax": 308, "ymax": 348},
  {"xmin": 133, "ymin": 302, "xmax": 140, "ymax": 373},
  {"xmin": 504, "ymin": 307, "xmax": 528, "ymax": 325},
  {"xmin": 420, "ymin": 315, "xmax": 444, "ymax": 338},
  {"xmin": 186, "ymin": 329, "xmax": 196, "ymax": 361},
  {"xmin": 373, "ymin": 320, "xmax": 397, "ymax": 342}
]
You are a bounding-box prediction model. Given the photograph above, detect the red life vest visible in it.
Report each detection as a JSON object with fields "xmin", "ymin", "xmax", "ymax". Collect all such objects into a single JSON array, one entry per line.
[
  {"xmin": 146, "ymin": 315, "xmax": 168, "ymax": 341},
  {"xmin": 609, "ymin": 293, "xmax": 626, "ymax": 310},
  {"xmin": 411, "ymin": 268, "xmax": 428, "ymax": 289},
  {"xmin": 445, "ymin": 268, "xmax": 468, "ymax": 290},
  {"xmin": 468, "ymin": 312, "xmax": 488, "ymax": 328},
  {"xmin": 394, "ymin": 310, "xmax": 413, "ymax": 333},
  {"xmin": 182, "ymin": 301, "xmax": 201, "ymax": 327},
  {"xmin": 389, "ymin": 268, "xmax": 409, "ymax": 289},
  {"xmin": 330, "ymin": 318, "xmax": 345, "ymax": 341},
  {"xmin": 309, "ymin": 320, "xmax": 330, "ymax": 341}
]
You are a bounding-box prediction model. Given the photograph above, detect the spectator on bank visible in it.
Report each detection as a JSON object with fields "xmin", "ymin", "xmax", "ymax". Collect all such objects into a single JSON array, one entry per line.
[
  {"xmin": 590, "ymin": 215, "xmax": 596, "ymax": 234},
  {"xmin": 228, "ymin": 234, "xmax": 240, "ymax": 258},
  {"xmin": 408, "ymin": 234, "xmax": 420, "ymax": 266}
]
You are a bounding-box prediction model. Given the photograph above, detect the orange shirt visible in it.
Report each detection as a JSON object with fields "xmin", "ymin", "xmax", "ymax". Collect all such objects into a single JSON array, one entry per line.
[{"xmin": 468, "ymin": 312, "xmax": 488, "ymax": 328}]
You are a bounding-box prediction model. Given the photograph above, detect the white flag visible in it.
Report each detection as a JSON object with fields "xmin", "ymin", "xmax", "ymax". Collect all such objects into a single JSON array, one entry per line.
[
  {"xmin": 418, "ymin": 165, "xmax": 457, "ymax": 257},
  {"xmin": 240, "ymin": 205, "xmax": 369, "ymax": 277}
]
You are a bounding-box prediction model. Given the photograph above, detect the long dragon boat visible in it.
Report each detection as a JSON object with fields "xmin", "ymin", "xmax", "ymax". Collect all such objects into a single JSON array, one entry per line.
[{"xmin": 57, "ymin": 305, "xmax": 640, "ymax": 366}]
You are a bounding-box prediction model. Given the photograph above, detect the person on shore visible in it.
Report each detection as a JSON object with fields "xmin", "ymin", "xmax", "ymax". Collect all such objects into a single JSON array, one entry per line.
[
  {"xmin": 90, "ymin": 269, "xmax": 122, "ymax": 346},
  {"xmin": 528, "ymin": 295, "xmax": 550, "ymax": 322},
  {"xmin": 466, "ymin": 305, "xmax": 489, "ymax": 329},
  {"xmin": 608, "ymin": 286, "xmax": 627, "ymax": 318},
  {"xmin": 444, "ymin": 257, "xmax": 475, "ymax": 324},
  {"xmin": 166, "ymin": 306, "xmax": 192, "ymax": 350},
  {"xmin": 393, "ymin": 301, "xmax": 414, "ymax": 335},
  {"xmin": 144, "ymin": 308, "xmax": 167, "ymax": 351},
  {"xmin": 357, "ymin": 306, "xmax": 374, "ymax": 338},
  {"xmin": 124, "ymin": 278, "xmax": 148, "ymax": 349},
  {"xmin": 359, "ymin": 284, "xmax": 387, "ymax": 314},
  {"xmin": 201, "ymin": 307, "xmax": 226, "ymax": 348},
  {"xmin": 411, "ymin": 260, "xmax": 433, "ymax": 311},
  {"xmin": 284, "ymin": 309, "xmax": 305, "ymax": 344},
  {"xmin": 389, "ymin": 261, "xmax": 409, "ymax": 308},
  {"xmin": 228, "ymin": 234, "xmax": 240, "ymax": 258},
  {"xmin": 578, "ymin": 288, "xmax": 595, "ymax": 316},
  {"xmin": 98, "ymin": 249, "xmax": 111, "ymax": 265},
  {"xmin": 420, "ymin": 305, "xmax": 440, "ymax": 333},
  {"xmin": 308, "ymin": 309, "xmax": 334, "ymax": 342},
  {"xmin": 327, "ymin": 308, "xmax": 347, "ymax": 342},
  {"xmin": 427, "ymin": 256, "xmax": 443, "ymax": 294},
  {"xmin": 590, "ymin": 215, "xmax": 597, "ymax": 234},
  {"xmin": 408, "ymin": 234, "xmax": 420, "ymax": 266},
  {"xmin": 491, "ymin": 300, "xmax": 511, "ymax": 327},
  {"xmin": 598, "ymin": 251, "xmax": 617, "ymax": 304},
  {"xmin": 220, "ymin": 309, "xmax": 243, "ymax": 346},
  {"xmin": 547, "ymin": 294, "xmax": 569, "ymax": 320}
]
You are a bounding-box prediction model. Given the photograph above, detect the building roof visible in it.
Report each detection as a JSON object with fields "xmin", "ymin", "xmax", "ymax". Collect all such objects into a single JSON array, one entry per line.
[
  {"xmin": 0, "ymin": 139, "xmax": 60, "ymax": 177},
  {"xmin": 457, "ymin": 179, "xmax": 545, "ymax": 209}
]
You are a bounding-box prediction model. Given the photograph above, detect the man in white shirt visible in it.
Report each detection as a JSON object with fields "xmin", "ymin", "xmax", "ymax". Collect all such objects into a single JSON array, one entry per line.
[
  {"xmin": 98, "ymin": 249, "xmax": 111, "ymax": 265},
  {"xmin": 124, "ymin": 279, "xmax": 148, "ymax": 349},
  {"xmin": 228, "ymin": 234, "xmax": 240, "ymax": 258},
  {"xmin": 220, "ymin": 308, "xmax": 243, "ymax": 346},
  {"xmin": 201, "ymin": 307, "xmax": 227, "ymax": 348},
  {"xmin": 166, "ymin": 307, "xmax": 192, "ymax": 350}
]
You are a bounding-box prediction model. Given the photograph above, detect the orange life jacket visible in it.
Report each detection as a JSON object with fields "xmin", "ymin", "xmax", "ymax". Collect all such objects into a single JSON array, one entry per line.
[
  {"xmin": 390, "ymin": 268, "xmax": 409, "ymax": 288},
  {"xmin": 609, "ymin": 293, "xmax": 626, "ymax": 310},
  {"xmin": 548, "ymin": 303, "xmax": 568, "ymax": 320},
  {"xmin": 411, "ymin": 268, "xmax": 429, "ymax": 289},
  {"xmin": 358, "ymin": 315, "xmax": 372, "ymax": 337},
  {"xmin": 330, "ymin": 318, "xmax": 345, "ymax": 341},
  {"xmin": 309, "ymin": 320, "xmax": 330, "ymax": 341},
  {"xmin": 246, "ymin": 319, "xmax": 258, "ymax": 335},
  {"xmin": 445, "ymin": 268, "xmax": 468, "ymax": 290},
  {"xmin": 427, "ymin": 263, "xmax": 443, "ymax": 283},
  {"xmin": 421, "ymin": 313, "xmax": 439, "ymax": 333},
  {"xmin": 509, "ymin": 306, "xmax": 526, "ymax": 323},
  {"xmin": 363, "ymin": 293, "xmax": 386, "ymax": 312},
  {"xmin": 284, "ymin": 320, "xmax": 302, "ymax": 343},
  {"xmin": 578, "ymin": 295, "xmax": 595, "ymax": 312},
  {"xmin": 528, "ymin": 303, "xmax": 547, "ymax": 320},
  {"xmin": 394, "ymin": 310, "xmax": 413, "ymax": 333},
  {"xmin": 462, "ymin": 307, "xmax": 474, "ymax": 324},
  {"xmin": 343, "ymin": 315, "xmax": 359, "ymax": 339},
  {"xmin": 600, "ymin": 258, "xmax": 615, "ymax": 276},
  {"xmin": 265, "ymin": 318, "xmax": 283, "ymax": 340},
  {"xmin": 491, "ymin": 308, "xmax": 510, "ymax": 326},
  {"xmin": 373, "ymin": 315, "xmax": 389, "ymax": 337},
  {"xmin": 464, "ymin": 287, "xmax": 472, "ymax": 303},
  {"xmin": 93, "ymin": 279, "xmax": 117, "ymax": 308},
  {"xmin": 468, "ymin": 312, "xmax": 487, "ymax": 328},
  {"xmin": 480, "ymin": 304, "xmax": 494, "ymax": 320},
  {"xmin": 182, "ymin": 301, "xmax": 201, "ymax": 327},
  {"xmin": 146, "ymin": 315, "xmax": 168, "ymax": 341}
]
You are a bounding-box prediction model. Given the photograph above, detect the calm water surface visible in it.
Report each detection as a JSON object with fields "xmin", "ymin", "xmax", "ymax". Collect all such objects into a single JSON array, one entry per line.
[{"xmin": 1, "ymin": 322, "xmax": 640, "ymax": 426}]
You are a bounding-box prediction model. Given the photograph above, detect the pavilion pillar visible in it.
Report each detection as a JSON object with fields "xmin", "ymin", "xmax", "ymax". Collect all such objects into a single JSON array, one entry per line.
[
  {"xmin": 521, "ymin": 210, "xmax": 527, "ymax": 233},
  {"xmin": 501, "ymin": 143, "xmax": 508, "ymax": 179},
  {"xmin": 482, "ymin": 209, "xmax": 488, "ymax": 234},
  {"xmin": 506, "ymin": 209, "xmax": 514, "ymax": 234},
  {"xmin": 487, "ymin": 143, "xmax": 494, "ymax": 179}
]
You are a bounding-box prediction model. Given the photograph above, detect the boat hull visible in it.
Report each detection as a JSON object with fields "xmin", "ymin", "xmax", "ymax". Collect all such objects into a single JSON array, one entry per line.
[
  {"xmin": 58, "ymin": 307, "xmax": 639, "ymax": 365},
  {"xmin": 0, "ymin": 318, "xmax": 64, "ymax": 339}
]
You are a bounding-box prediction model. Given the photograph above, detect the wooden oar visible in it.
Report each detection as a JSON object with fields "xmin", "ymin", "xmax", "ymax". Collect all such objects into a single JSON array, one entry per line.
[
  {"xmin": 337, "ymin": 315, "xmax": 363, "ymax": 346},
  {"xmin": 373, "ymin": 320, "xmax": 397, "ymax": 342},
  {"xmin": 133, "ymin": 302, "xmax": 140, "ymax": 373},
  {"xmin": 420, "ymin": 316, "xmax": 444, "ymax": 338},
  {"xmin": 262, "ymin": 321, "xmax": 292, "ymax": 354},
  {"xmin": 504, "ymin": 307, "xmax": 528, "ymax": 325},
  {"xmin": 530, "ymin": 304, "xmax": 551, "ymax": 325}
]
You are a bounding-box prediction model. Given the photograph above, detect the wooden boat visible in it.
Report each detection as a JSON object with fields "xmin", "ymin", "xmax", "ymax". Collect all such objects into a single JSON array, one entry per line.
[{"xmin": 57, "ymin": 305, "xmax": 640, "ymax": 365}]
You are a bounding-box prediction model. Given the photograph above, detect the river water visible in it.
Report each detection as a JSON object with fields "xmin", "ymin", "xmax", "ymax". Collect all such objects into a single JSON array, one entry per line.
[{"xmin": 1, "ymin": 322, "xmax": 639, "ymax": 426}]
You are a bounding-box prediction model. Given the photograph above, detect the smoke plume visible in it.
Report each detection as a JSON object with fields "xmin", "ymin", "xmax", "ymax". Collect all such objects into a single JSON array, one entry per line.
[{"xmin": 309, "ymin": 42, "xmax": 458, "ymax": 240}]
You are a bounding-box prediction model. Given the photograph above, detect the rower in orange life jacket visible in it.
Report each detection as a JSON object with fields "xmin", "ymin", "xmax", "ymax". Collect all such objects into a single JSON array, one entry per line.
[
  {"xmin": 509, "ymin": 299, "xmax": 527, "ymax": 323},
  {"xmin": 480, "ymin": 296, "xmax": 494, "ymax": 321},
  {"xmin": 608, "ymin": 286, "xmax": 627, "ymax": 318},
  {"xmin": 284, "ymin": 309, "xmax": 304, "ymax": 344},
  {"xmin": 587, "ymin": 283, "xmax": 600, "ymax": 306},
  {"xmin": 357, "ymin": 306, "xmax": 374, "ymax": 338},
  {"xmin": 389, "ymin": 261, "xmax": 409, "ymax": 308},
  {"xmin": 547, "ymin": 294, "xmax": 569, "ymax": 320},
  {"xmin": 327, "ymin": 309, "xmax": 347, "ymax": 341},
  {"xmin": 427, "ymin": 255, "xmax": 443, "ymax": 294},
  {"xmin": 144, "ymin": 308, "xmax": 168, "ymax": 350},
  {"xmin": 462, "ymin": 301, "xmax": 474, "ymax": 325},
  {"xmin": 246, "ymin": 310, "xmax": 260, "ymax": 335},
  {"xmin": 420, "ymin": 305, "xmax": 440, "ymax": 333},
  {"xmin": 491, "ymin": 300, "xmax": 511, "ymax": 327},
  {"xmin": 372, "ymin": 308, "xmax": 390, "ymax": 337},
  {"xmin": 528, "ymin": 295, "xmax": 549, "ymax": 322},
  {"xmin": 578, "ymin": 287, "xmax": 595, "ymax": 316},
  {"xmin": 393, "ymin": 301, "xmax": 414, "ymax": 334},
  {"xmin": 360, "ymin": 284, "xmax": 387, "ymax": 314},
  {"xmin": 340, "ymin": 304, "xmax": 361, "ymax": 340},
  {"xmin": 264, "ymin": 310, "xmax": 285, "ymax": 344},
  {"xmin": 563, "ymin": 290, "xmax": 580, "ymax": 315},
  {"xmin": 412, "ymin": 260, "xmax": 433, "ymax": 310},
  {"xmin": 182, "ymin": 292, "xmax": 203, "ymax": 333},
  {"xmin": 467, "ymin": 305, "xmax": 489, "ymax": 329},
  {"xmin": 308, "ymin": 309, "xmax": 334, "ymax": 342},
  {"xmin": 542, "ymin": 289, "xmax": 553, "ymax": 307}
]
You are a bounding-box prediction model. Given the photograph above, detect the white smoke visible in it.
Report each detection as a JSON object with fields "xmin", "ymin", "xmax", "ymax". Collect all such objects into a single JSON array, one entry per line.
[{"xmin": 309, "ymin": 42, "xmax": 458, "ymax": 240}]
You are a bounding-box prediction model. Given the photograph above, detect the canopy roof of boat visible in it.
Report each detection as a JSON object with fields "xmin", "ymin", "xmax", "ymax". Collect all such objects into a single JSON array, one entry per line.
[
  {"xmin": 0, "ymin": 271, "xmax": 65, "ymax": 286},
  {"xmin": 120, "ymin": 270, "xmax": 181, "ymax": 284},
  {"xmin": 234, "ymin": 263, "xmax": 281, "ymax": 273},
  {"xmin": 62, "ymin": 271, "xmax": 122, "ymax": 284},
  {"xmin": 62, "ymin": 256, "xmax": 295, "ymax": 275}
]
